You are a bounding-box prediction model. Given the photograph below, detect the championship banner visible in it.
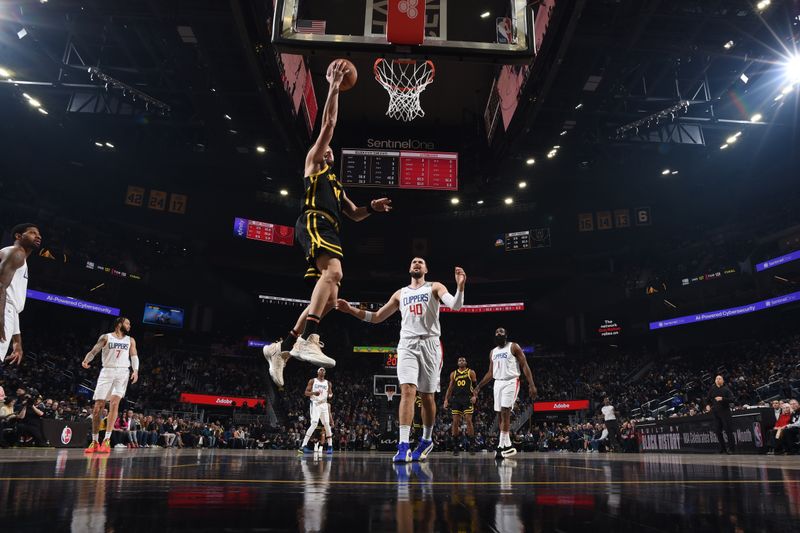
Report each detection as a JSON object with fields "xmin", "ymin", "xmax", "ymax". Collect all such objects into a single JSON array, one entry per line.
[
  {"xmin": 533, "ymin": 400, "xmax": 590, "ymax": 412},
  {"xmin": 635, "ymin": 408, "xmax": 772, "ymax": 454},
  {"xmin": 179, "ymin": 393, "xmax": 265, "ymax": 408}
]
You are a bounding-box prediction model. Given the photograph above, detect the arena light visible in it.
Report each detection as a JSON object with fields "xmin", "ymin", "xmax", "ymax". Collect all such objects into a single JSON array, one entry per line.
[
  {"xmin": 723, "ymin": 40, "xmax": 735, "ymax": 50},
  {"xmin": 105, "ymin": 142, "xmax": 115, "ymax": 148},
  {"xmin": 525, "ymin": 158, "xmax": 535, "ymax": 165},
  {"xmin": 476, "ymin": 200, "xmax": 484, "ymax": 205},
  {"xmin": 787, "ymin": 55, "xmax": 800, "ymax": 83},
  {"xmin": 661, "ymin": 168, "xmax": 670, "ymax": 175},
  {"xmin": 450, "ymin": 197, "xmax": 460, "ymax": 205},
  {"xmin": 37, "ymin": 108, "xmax": 48, "ymax": 115},
  {"xmin": 94, "ymin": 142, "xmax": 103, "ymax": 147},
  {"xmin": 504, "ymin": 197, "xmax": 514, "ymax": 205},
  {"xmin": 518, "ymin": 181, "xmax": 527, "ymax": 189},
  {"xmin": 0, "ymin": 67, "xmax": 10, "ymax": 77},
  {"xmin": 671, "ymin": 170, "xmax": 679, "ymax": 175},
  {"xmin": 256, "ymin": 145, "xmax": 266, "ymax": 153},
  {"xmin": 559, "ymin": 130, "xmax": 567, "ymax": 136},
  {"xmin": 224, "ymin": 114, "xmax": 232, "ymax": 120},
  {"xmin": 480, "ymin": 11, "xmax": 491, "ymax": 18},
  {"xmin": 26, "ymin": 97, "xmax": 41, "ymax": 108},
  {"xmin": 725, "ymin": 132, "xmax": 741, "ymax": 144},
  {"xmin": 279, "ymin": 189, "xmax": 289, "ymax": 196},
  {"xmin": 740, "ymin": 73, "xmax": 749, "ymax": 84},
  {"xmin": 720, "ymin": 143, "xmax": 729, "ymax": 150},
  {"xmin": 756, "ymin": 0, "xmax": 770, "ymax": 11},
  {"xmin": 750, "ymin": 113, "xmax": 763, "ymax": 122},
  {"xmin": 575, "ymin": 102, "xmax": 583, "ymax": 110},
  {"xmin": 774, "ymin": 93, "xmax": 785, "ymax": 101}
]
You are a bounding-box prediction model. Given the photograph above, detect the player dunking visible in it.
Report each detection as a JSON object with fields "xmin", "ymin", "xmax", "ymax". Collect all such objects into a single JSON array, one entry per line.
[
  {"xmin": 299, "ymin": 367, "xmax": 334, "ymax": 455},
  {"xmin": 82, "ymin": 317, "xmax": 140, "ymax": 453},
  {"xmin": 473, "ymin": 327, "xmax": 536, "ymax": 460},
  {"xmin": 443, "ymin": 357, "xmax": 477, "ymax": 455},
  {"xmin": 0, "ymin": 223, "xmax": 42, "ymax": 366},
  {"xmin": 263, "ymin": 60, "xmax": 392, "ymax": 386},
  {"xmin": 337, "ymin": 258, "xmax": 466, "ymax": 462}
]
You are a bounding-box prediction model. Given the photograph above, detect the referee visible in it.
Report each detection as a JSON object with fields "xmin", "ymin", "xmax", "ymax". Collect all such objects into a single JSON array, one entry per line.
[
  {"xmin": 707, "ymin": 375, "xmax": 736, "ymax": 454},
  {"xmin": 601, "ymin": 398, "xmax": 620, "ymax": 452}
]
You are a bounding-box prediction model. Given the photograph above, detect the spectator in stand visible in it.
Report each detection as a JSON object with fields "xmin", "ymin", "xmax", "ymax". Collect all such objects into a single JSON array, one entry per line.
[
  {"xmin": 16, "ymin": 395, "xmax": 47, "ymax": 445},
  {"xmin": 770, "ymin": 403, "xmax": 793, "ymax": 454},
  {"xmin": 589, "ymin": 423, "xmax": 608, "ymax": 452},
  {"xmin": 772, "ymin": 400, "xmax": 782, "ymax": 423},
  {"xmin": 778, "ymin": 399, "xmax": 800, "ymax": 455}
]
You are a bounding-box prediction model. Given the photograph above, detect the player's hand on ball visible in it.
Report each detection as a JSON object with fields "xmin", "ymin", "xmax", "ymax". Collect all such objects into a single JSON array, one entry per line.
[
  {"xmin": 454, "ymin": 267, "xmax": 466, "ymax": 288},
  {"xmin": 131, "ymin": 371, "xmax": 139, "ymax": 384},
  {"xmin": 327, "ymin": 60, "xmax": 347, "ymax": 87},
  {"xmin": 370, "ymin": 198, "xmax": 392, "ymax": 212}
]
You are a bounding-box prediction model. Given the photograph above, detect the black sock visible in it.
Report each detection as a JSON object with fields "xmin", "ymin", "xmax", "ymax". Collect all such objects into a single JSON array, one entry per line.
[
  {"xmin": 280, "ymin": 330, "xmax": 298, "ymax": 352},
  {"xmin": 302, "ymin": 314, "xmax": 320, "ymax": 339}
]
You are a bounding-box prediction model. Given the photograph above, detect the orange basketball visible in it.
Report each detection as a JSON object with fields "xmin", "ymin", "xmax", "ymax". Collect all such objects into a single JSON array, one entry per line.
[{"xmin": 328, "ymin": 58, "xmax": 358, "ymax": 91}]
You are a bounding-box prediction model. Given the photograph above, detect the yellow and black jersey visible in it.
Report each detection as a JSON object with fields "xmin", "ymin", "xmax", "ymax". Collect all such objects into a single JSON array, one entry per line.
[
  {"xmin": 452, "ymin": 368, "xmax": 474, "ymax": 400},
  {"xmin": 302, "ymin": 165, "xmax": 344, "ymax": 228}
]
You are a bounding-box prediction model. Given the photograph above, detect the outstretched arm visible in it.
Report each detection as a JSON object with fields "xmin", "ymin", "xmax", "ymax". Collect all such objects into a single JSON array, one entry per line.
[
  {"xmin": 82, "ymin": 335, "xmax": 108, "ymax": 368},
  {"xmin": 304, "ymin": 61, "xmax": 347, "ymax": 175},
  {"xmin": 433, "ymin": 267, "xmax": 466, "ymax": 311},
  {"xmin": 335, "ymin": 290, "xmax": 401, "ymax": 324},
  {"xmin": 342, "ymin": 192, "xmax": 393, "ymax": 222},
  {"xmin": 512, "ymin": 343, "xmax": 537, "ymax": 400}
]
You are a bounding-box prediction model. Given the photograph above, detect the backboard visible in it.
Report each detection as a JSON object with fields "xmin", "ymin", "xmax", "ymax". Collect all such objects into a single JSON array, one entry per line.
[
  {"xmin": 373, "ymin": 374, "xmax": 400, "ymax": 398},
  {"xmin": 272, "ymin": 0, "xmax": 535, "ymax": 64}
]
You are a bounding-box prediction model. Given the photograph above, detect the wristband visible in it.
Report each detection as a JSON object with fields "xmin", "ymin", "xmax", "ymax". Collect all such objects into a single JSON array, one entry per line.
[{"xmin": 362, "ymin": 311, "xmax": 374, "ymax": 323}]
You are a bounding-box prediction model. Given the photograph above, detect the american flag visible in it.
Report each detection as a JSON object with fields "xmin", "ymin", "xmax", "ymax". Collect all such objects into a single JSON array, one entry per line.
[{"xmin": 295, "ymin": 19, "xmax": 326, "ymax": 34}]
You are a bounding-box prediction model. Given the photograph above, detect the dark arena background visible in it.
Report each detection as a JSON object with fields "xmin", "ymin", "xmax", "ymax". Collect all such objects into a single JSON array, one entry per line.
[{"xmin": 1, "ymin": 1, "xmax": 800, "ymax": 531}]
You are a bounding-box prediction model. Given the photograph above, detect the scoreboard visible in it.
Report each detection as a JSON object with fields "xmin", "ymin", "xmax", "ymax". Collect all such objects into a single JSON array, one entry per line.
[
  {"xmin": 505, "ymin": 230, "xmax": 532, "ymax": 251},
  {"xmin": 341, "ymin": 148, "xmax": 458, "ymax": 190},
  {"xmin": 233, "ymin": 217, "xmax": 294, "ymax": 246}
]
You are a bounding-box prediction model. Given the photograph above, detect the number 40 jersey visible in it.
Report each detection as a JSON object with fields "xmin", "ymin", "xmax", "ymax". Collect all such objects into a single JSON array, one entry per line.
[{"xmin": 399, "ymin": 282, "xmax": 441, "ymax": 339}]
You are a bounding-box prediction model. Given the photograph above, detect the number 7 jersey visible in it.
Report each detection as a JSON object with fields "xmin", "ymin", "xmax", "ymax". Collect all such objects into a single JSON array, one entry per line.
[
  {"xmin": 101, "ymin": 333, "xmax": 132, "ymax": 369},
  {"xmin": 399, "ymin": 282, "xmax": 441, "ymax": 339}
]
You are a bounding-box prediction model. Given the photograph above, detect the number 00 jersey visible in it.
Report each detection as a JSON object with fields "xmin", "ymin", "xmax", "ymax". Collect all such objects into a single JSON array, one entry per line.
[
  {"xmin": 399, "ymin": 282, "xmax": 441, "ymax": 339},
  {"xmin": 491, "ymin": 342, "xmax": 520, "ymax": 381},
  {"xmin": 101, "ymin": 333, "xmax": 132, "ymax": 369},
  {"xmin": 452, "ymin": 368, "xmax": 474, "ymax": 399}
]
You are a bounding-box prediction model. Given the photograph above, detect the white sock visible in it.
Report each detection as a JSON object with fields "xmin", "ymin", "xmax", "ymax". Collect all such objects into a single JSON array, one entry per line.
[
  {"xmin": 399, "ymin": 425, "xmax": 411, "ymax": 444},
  {"xmin": 422, "ymin": 426, "xmax": 433, "ymax": 441},
  {"xmin": 92, "ymin": 433, "xmax": 99, "ymax": 443},
  {"xmin": 302, "ymin": 435, "xmax": 311, "ymax": 447},
  {"xmin": 500, "ymin": 431, "xmax": 510, "ymax": 447}
]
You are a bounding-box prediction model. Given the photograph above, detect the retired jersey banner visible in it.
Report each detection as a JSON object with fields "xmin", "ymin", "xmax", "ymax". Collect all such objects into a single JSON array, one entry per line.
[
  {"xmin": 533, "ymin": 400, "xmax": 590, "ymax": 412},
  {"xmin": 179, "ymin": 393, "xmax": 265, "ymax": 408}
]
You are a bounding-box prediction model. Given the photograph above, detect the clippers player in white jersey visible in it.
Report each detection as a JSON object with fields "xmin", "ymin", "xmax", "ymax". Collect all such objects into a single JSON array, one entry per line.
[
  {"xmin": 300, "ymin": 367, "xmax": 334, "ymax": 455},
  {"xmin": 0, "ymin": 223, "xmax": 41, "ymax": 366},
  {"xmin": 337, "ymin": 257, "xmax": 466, "ymax": 463},
  {"xmin": 473, "ymin": 327, "xmax": 536, "ymax": 460},
  {"xmin": 82, "ymin": 317, "xmax": 140, "ymax": 453}
]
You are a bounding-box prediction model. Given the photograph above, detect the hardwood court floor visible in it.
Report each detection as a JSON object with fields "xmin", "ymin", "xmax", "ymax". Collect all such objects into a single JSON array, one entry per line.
[{"xmin": 1, "ymin": 448, "xmax": 799, "ymax": 531}]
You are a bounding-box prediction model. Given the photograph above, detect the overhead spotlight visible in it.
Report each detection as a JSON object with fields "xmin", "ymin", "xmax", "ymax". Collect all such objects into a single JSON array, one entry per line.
[
  {"xmin": 0, "ymin": 68, "xmax": 10, "ymax": 77},
  {"xmin": 547, "ymin": 150, "xmax": 557, "ymax": 159},
  {"xmin": 726, "ymin": 132, "xmax": 740, "ymax": 144},
  {"xmin": 224, "ymin": 114, "xmax": 232, "ymax": 120},
  {"xmin": 720, "ymin": 143, "xmax": 729, "ymax": 150},
  {"xmin": 723, "ymin": 40, "xmax": 735, "ymax": 50},
  {"xmin": 94, "ymin": 142, "xmax": 103, "ymax": 147},
  {"xmin": 518, "ymin": 181, "xmax": 527, "ymax": 189},
  {"xmin": 37, "ymin": 108, "xmax": 48, "ymax": 115},
  {"xmin": 756, "ymin": 0, "xmax": 770, "ymax": 11},
  {"xmin": 17, "ymin": 28, "xmax": 28, "ymax": 40},
  {"xmin": 661, "ymin": 169, "xmax": 670, "ymax": 175},
  {"xmin": 210, "ymin": 88, "xmax": 216, "ymax": 92},
  {"xmin": 740, "ymin": 73, "xmax": 749, "ymax": 84},
  {"xmin": 750, "ymin": 113, "xmax": 763, "ymax": 122},
  {"xmin": 787, "ymin": 55, "xmax": 800, "ymax": 83},
  {"xmin": 560, "ymin": 130, "xmax": 567, "ymax": 136},
  {"xmin": 504, "ymin": 197, "xmax": 514, "ymax": 205},
  {"xmin": 256, "ymin": 145, "xmax": 266, "ymax": 153},
  {"xmin": 480, "ymin": 11, "xmax": 491, "ymax": 19},
  {"xmin": 229, "ymin": 129, "xmax": 238, "ymax": 134},
  {"xmin": 671, "ymin": 170, "xmax": 679, "ymax": 175},
  {"xmin": 525, "ymin": 158, "xmax": 535, "ymax": 165},
  {"xmin": 553, "ymin": 145, "xmax": 561, "ymax": 149},
  {"xmin": 774, "ymin": 93, "xmax": 785, "ymax": 101},
  {"xmin": 781, "ymin": 85, "xmax": 794, "ymax": 96},
  {"xmin": 575, "ymin": 102, "xmax": 583, "ymax": 110},
  {"xmin": 450, "ymin": 197, "xmax": 460, "ymax": 205},
  {"xmin": 22, "ymin": 93, "xmax": 31, "ymax": 100},
  {"xmin": 105, "ymin": 142, "xmax": 115, "ymax": 148},
  {"xmin": 476, "ymin": 200, "xmax": 484, "ymax": 205},
  {"xmin": 279, "ymin": 189, "xmax": 289, "ymax": 196},
  {"xmin": 27, "ymin": 98, "xmax": 41, "ymax": 108}
]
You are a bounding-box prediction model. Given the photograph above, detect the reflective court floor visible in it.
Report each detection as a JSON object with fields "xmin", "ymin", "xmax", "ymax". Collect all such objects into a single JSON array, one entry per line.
[{"xmin": 2, "ymin": 449, "xmax": 800, "ymax": 532}]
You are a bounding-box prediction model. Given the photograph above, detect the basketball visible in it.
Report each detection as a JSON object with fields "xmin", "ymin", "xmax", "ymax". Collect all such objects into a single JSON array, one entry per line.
[{"xmin": 328, "ymin": 58, "xmax": 358, "ymax": 91}]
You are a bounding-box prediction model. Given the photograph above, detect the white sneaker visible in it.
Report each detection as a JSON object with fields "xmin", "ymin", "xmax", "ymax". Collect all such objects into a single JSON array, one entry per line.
[
  {"xmin": 290, "ymin": 334, "xmax": 336, "ymax": 368},
  {"xmin": 263, "ymin": 342, "xmax": 287, "ymax": 386}
]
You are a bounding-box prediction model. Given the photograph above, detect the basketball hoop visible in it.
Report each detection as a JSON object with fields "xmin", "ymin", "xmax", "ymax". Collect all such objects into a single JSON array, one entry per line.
[
  {"xmin": 374, "ymin": 58, "xmax": 435, "ymax": 122},
  {"xmin": 385, "ymin": 384, "xmax": 397, "ymax": 403}
]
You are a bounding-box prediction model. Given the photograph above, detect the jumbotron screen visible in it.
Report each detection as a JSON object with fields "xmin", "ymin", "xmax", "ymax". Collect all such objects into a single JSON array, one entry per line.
[{"xmin": 340, "ymin": 148, "xmax": 458, "ymax": 190}]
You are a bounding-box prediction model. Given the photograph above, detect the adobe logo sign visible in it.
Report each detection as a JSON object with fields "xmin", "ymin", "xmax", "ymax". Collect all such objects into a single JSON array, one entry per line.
[{"xmin": 533, "ymin": 400, "xmax": 590, "ymax": 412}]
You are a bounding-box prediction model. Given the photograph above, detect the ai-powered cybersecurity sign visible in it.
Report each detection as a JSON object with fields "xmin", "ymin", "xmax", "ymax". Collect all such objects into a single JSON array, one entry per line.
[
  {"xmin": 533, "ymin": 400, "xmax": 590, "ymax": 412},
  {"xmin": 179, "ymin": 393, "xmax": 266, "ymax": 408}
]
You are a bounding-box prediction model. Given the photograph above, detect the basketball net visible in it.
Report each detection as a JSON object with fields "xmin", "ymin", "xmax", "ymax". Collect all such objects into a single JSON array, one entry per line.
[
  {"xmin": 386, "ymin": 386, "xmax": 396, "ymax": 403},
  {"xmin": 374, "ymin": 58, "xmax": 435, "ymax": 122}
]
